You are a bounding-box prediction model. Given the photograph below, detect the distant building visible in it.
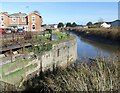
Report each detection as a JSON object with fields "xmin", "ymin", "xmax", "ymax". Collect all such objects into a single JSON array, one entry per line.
[
  {"xmin": 111, "ymin": 20, "xmax": 120, "ymax": 28},
  {"xmin": 28, "ymin": 11, "xmax": 42, "ymax": 31},
  {"xmin": 47, "ymin": 24, "xmax": 58, "ymax": 29},
  {"xmin": 0, "ymin": 12, "xmax": 9, "ymax": 28},
  {"xmin": 0, "ymin": 11, "xmax": 42, "ymax": 31},
  {"xmin": 74, "ymin": 25, "xmax": 83, "ymax": 28},
  {"xmin": 9, "ymin": 12, "xmax": 28, "ymax": 31},
  {"xmin": 83, "ymin": 25, "xmax": 88, "ymax": 28},
  {"xmin": 101, "ymin": 22, "xmax": 111, "ymax": 28}
]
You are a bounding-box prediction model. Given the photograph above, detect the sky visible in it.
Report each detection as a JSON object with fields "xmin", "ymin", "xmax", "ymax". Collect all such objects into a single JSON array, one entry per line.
[{"xmin": 0, "ymin": 2, "xmax": 118, "ymax": 25}]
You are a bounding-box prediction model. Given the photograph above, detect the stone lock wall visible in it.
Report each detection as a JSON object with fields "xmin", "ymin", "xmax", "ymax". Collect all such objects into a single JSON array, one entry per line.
[
  {"xmin": 0, "ymin": 38, "xmax": 77, "ymax": 87},
  {"xmin": 40, "ymin": 38, "xmax": 77, "ymax": 72}
]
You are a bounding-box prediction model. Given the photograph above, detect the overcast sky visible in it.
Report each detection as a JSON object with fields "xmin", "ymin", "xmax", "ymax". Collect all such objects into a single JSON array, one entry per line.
[{"xmin": 0, "ymin": 2, "xmax": 118, "ymax": 25}]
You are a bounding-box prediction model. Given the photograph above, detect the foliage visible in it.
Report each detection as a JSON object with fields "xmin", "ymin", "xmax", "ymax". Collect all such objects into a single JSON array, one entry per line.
[
  {"xmin": 27, "ymin": 43, "xmax": 52, "ymax": 54},
  {"xmin": 71, "ymin": 22, "xmax": 77, "ymax": 27},
  {"xmin": 66, "ymin": 22, "xmax": 72, "ymax": 27},
  {"xmin": 57, "ymin": 22, "xmax": 64, "ymax": 28},
  {"xmin": 66, "ymin": 22, "xmax": 78, "ymax": 27},
  {"xmin": 23, "ymin": 57, "xmax": 120, "ymax": 91},
  {"xmin": 86, "ymin": 22, "xmax": 93, "ymax": 26}
]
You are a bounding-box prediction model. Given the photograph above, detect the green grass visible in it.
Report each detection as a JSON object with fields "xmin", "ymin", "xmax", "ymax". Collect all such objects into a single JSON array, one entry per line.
[
  {"xmin": 0, "ymin": 59, "xmax": 31, "ymax": 75},
  {"xmin": 33, "ymin": 34, "xmax": 51, "ymax": 41},
  {"xmin": 2, "ymin": 63, "xmax": 38, "ymax": 85},
  {"xmin": 0, "ymin": 58, "xmax": 38, "ymax": 85},
  {"xmin": 51, "ymin": 31, "xmax": 75, "ymax": 43},
  {"xmin": 26, "ymin": 31, "xmax": 75, "ymax": 55}
]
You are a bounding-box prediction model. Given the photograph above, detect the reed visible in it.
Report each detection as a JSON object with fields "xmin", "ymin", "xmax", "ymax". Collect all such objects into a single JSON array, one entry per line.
[{"xmin": 23, "ymin": 56, "xmax": 120, "ymax": 92}]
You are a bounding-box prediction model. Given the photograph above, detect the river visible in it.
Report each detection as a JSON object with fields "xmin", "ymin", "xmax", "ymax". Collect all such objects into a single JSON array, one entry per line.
[{"xmin": 68, "ymin": 31, "xmax": 120, "ymax": 62}]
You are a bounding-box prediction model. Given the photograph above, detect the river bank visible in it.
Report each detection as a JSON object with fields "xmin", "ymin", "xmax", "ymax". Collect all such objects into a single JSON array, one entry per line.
[{"xmin": 66, "ymin": 28, "xmax": 120, "ymax": 45}]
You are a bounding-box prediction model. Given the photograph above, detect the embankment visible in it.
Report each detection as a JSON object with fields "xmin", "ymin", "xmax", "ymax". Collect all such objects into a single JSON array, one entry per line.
[{"xmin": 66, "ymin": 28, "xmax": 120, "ymax": 45}]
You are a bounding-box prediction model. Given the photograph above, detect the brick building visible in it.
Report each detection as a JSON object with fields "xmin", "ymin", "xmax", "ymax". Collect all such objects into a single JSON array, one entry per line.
[{"xmin": 0, "ymin": 11, "xmax": 42, "ymax": 31}]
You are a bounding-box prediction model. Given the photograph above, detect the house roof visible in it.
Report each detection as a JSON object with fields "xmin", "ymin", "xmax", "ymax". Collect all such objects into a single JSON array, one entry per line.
[
  {"xmin": 9, "ymin": 12, "xmax": 27, "ymax": 17},
  {"xmin": 28, "ymin": 11, "xmax": 42, "ymax": 18},
  {"xmin": 111, "ymin": 20, "xmax": 120, "ymax": 23},
  {"xmin": 0, "ymin": 12, "xmax": 9, "ymax": 16}
]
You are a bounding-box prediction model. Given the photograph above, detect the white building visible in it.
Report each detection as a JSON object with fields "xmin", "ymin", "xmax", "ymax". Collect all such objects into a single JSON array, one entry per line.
[{"xmin": 101, "ymin": 22, "xmax": 111, "ymax": 28}]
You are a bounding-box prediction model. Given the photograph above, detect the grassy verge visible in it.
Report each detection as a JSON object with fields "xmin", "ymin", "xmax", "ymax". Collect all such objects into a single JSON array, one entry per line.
[
  {"xmin": 23, "ymin": 57, "xmax": 120, "ymax": 91},
  {"xmin": 51, "ymin": 31, "xmax": 75, "ymax": 44},
  {"xmin": 0, "ymin": 59, "xmax": 31, "ymax": 75},
  {"xmin": 27, "ymin": 31, "xmax": 75, "ymax": 54},
  {"xmin": 0, "ymin": 58, "xmax": 38, "ymax": 85}
]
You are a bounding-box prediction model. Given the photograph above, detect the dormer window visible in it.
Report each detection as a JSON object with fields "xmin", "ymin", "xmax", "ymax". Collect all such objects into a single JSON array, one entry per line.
[
  {"xmin": 12, "ymin": 16, "xmax": 16, "ymax": 22},
  {"xmin": 32, "ymin": 16, "xmax": 35, "ymax": 22}
]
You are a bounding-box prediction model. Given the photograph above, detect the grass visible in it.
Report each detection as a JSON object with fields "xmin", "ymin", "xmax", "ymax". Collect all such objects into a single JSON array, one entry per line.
[
  {"xmin": 27, "ymin": 31, "xmax": 75, "ymax": 54},
  {"xmin": 22, "ymin": 56, "xmax": 120, "ymax": 92},
  {"xmin": 0, "ymin": 59, "xmax": 31, "ymax": 75},
  {"xmin": 33, "ymin": 34, "xmax": 51, "ymax": 41},
  {"xmin": 2, "ymin": 63, "xmax": 38, "ymax": 85},
  {"xmin": 0, "ymin": 58, "xmax": 38, "ymax": 85},
  {"xmin": 51, "ymin": 31, "xmax": 75, "ymax": 43}
]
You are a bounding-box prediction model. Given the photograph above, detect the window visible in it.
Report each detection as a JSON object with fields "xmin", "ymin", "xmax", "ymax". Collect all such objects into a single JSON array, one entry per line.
[
  {"xmin": 1, "ymin": 16, "xmax": 4, "ymax": 21},
  {"xmin": 32, "ymin": 25, "xmax": 35, "ymax": 30},
  {"xmin": 12, "ymin": 16, "xmax": 16, "ymax": 22},
  {"xmin": 32, "ymin": 16, "xmax": 35, "ymax": 22},
  {"xmin": 22, "ymin": 17, "xmax": 25, "ymax": 22},
  {"xmin": 1, "ymin": 23, "xmax": 4, "ymax": 27}
]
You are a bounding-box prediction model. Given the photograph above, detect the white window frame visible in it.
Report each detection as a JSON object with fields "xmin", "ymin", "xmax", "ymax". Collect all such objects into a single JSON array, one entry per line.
[
  {"xmin": 1, "ymin": 16, "xmax": 4, "ymax": 21},
  {"xmin": 32, "ymin": 16, "xmax": 35, "ymax": 22},
  {"xmin": 32, "ymin": 24, "xmax": 36, "ymax": 31},
  {"xmin": 1, "ymin": 23, "xmax": 4, "ymax": 28},
  {"xmin": 22, "ymin": 17, "xmax": 25, "ymax": 22},
  {"xmin": 12, "ymin": 16, "xmax": 16, "ymax": 22}
]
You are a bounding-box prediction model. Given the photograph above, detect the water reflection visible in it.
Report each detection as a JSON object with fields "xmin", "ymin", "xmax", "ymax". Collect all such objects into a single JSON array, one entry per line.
[{"xmin": 71, "ymin": 32, "xmax": 120, "ymax": 61}]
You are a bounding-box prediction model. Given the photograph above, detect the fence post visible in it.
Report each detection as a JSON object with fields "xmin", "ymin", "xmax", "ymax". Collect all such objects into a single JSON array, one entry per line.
[{"xmin": 10, "ymin": 49, "xmax": 13, "ymax": 62}]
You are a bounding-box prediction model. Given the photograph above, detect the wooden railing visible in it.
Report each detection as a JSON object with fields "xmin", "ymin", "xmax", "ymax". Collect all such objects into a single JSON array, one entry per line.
[{"xmin": 0, "ymin": 31, "xmax": 44, "ymax": 46}]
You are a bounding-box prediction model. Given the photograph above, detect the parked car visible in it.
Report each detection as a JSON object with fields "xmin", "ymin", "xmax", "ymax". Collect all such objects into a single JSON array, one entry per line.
[
  {"xmin": 11, "ymin": 29, "xmax": 15, "ymax": 33},
  {"xmin": 5, "ymin": 28, "xmax": 11, "ymax": 33},
  {"xmin": 17, "ymin": 29, "xmax": 24, "ymax": 33},
  {"xmin": 0, "ymin": 29, "xmax": 6, "ymax": 34}
]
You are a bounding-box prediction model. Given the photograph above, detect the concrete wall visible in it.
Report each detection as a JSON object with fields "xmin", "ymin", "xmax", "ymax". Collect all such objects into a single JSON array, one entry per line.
[
  {"xmin": 0, "ymin": 38, "xmax": 77, "ymax": 87},
  {"xmin": 40, "ymin": 38, "xmax": 77, "ymax": 72}
]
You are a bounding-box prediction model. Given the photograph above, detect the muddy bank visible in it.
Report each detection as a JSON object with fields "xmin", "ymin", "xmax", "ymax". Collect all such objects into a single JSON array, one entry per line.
[{"xmin": 68, "ymin": 29, "xmax": 120, "ymax": 46}]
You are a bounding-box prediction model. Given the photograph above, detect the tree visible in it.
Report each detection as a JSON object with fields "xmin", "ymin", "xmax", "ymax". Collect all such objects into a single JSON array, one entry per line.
[
  {"xmin": 66, "ymin": 22, "xmax": 72, "ymax": 27},
  {"xmin": 57, "ymin": 22, "xmax": 64, "ymax": 28},
  {"xmin": 86, "ymin": 22, "xmax": 92, "ymax": 26},
  {"xmin": 71, "ymin": 22, "xmax": 77, "ymax": 27}
]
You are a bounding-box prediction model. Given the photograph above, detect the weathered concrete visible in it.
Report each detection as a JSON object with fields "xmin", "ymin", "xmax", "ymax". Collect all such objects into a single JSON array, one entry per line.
[
  {"xmin": 40, "ymin": 38, "xmax": 77, "ymax": 72},
  {"xmin": 0, "ymin": 38, "xmax": 77, "ymax": 87}
]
